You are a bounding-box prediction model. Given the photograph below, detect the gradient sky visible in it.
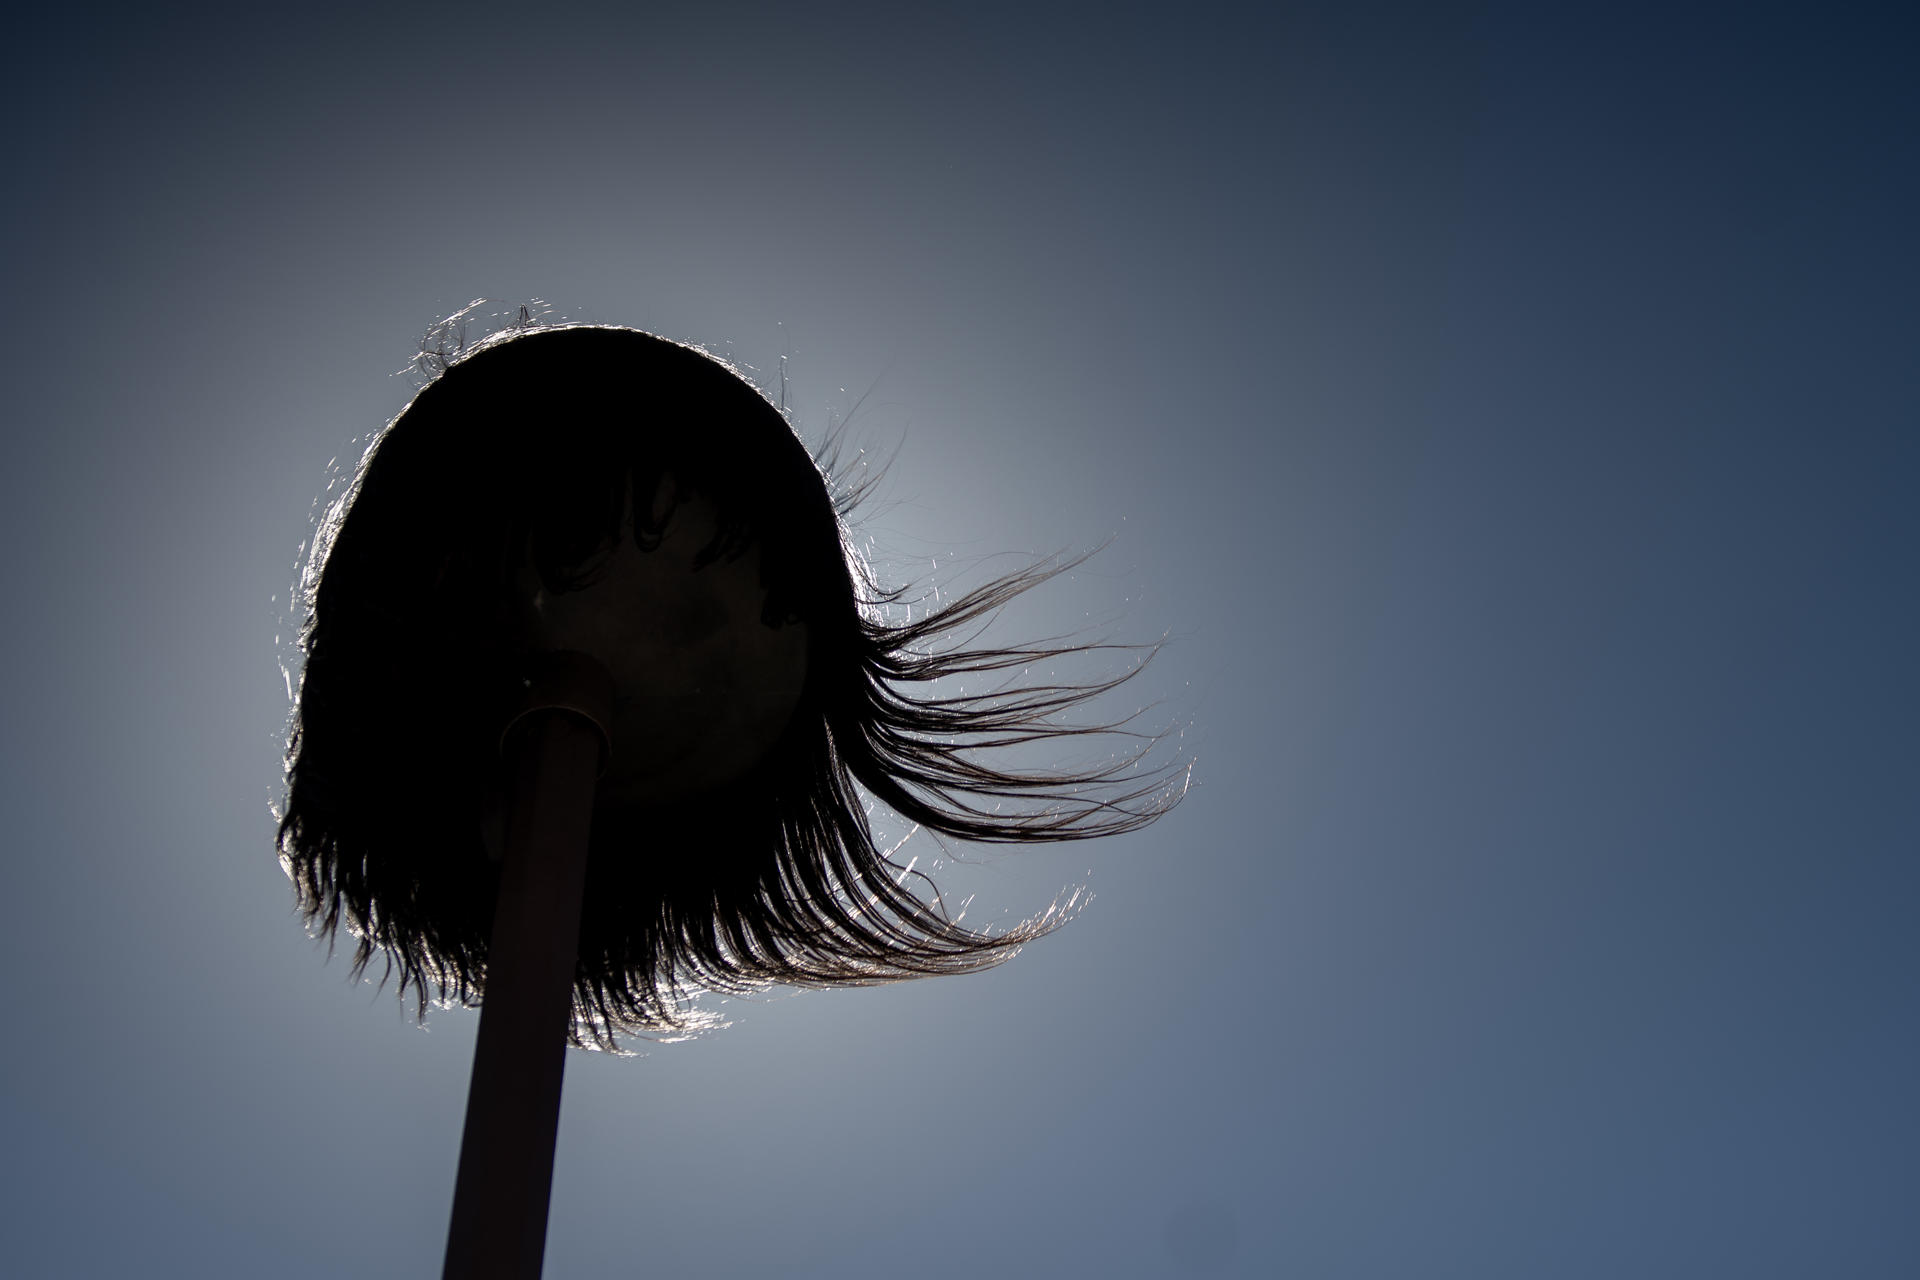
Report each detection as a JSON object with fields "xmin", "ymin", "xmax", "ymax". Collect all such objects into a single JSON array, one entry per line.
[{"xmin": 4, "ymin": 3, "xmax": 1916, "ymax": 1277}]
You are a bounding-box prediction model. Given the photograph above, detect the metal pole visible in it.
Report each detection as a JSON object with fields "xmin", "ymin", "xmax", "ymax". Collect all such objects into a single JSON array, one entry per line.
[{"xmin": 443, "ymin": 654, "xmax": 612, "ymax": 1280}]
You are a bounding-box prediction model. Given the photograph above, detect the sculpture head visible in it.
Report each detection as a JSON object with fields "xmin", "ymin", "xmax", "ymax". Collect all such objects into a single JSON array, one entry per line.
[{"xmin": 279, "ymin": 323, "xmax": 1181, "ymax": 1042}]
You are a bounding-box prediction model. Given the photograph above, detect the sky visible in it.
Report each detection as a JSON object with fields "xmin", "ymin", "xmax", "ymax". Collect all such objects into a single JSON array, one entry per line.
[{"xmin": 3, "ymin": 3, "xmax": 1916, "ymax": 1276}]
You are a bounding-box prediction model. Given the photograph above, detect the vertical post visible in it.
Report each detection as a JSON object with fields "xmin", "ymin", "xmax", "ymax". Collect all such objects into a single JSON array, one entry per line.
[{"xmin": 443, "ymin": 655, "xmax": 612, "ymax": 1280}]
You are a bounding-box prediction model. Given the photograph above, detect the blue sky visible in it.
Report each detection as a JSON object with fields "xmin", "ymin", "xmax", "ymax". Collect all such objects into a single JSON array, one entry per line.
[{"xmin": 3, "ymin": 3, "xmax": 1916, "ymax": 1276}]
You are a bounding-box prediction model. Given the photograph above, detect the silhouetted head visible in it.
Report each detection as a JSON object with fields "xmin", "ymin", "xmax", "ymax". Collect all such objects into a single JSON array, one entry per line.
[{"xmin": 279, "ymin": 323, "xmax": 1181, "ymax": 1042}]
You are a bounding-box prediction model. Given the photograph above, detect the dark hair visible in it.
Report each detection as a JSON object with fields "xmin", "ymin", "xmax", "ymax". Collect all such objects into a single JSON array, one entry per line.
[{"xmin": 278, "ymin": 323, "xmax": 1184, "ymax": 1044}]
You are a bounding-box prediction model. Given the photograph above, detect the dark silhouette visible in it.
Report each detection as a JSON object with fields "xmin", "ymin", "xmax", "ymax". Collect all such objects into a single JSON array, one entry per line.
[
  {"xmin": 279, "ymin": 318, "xmax": 1187, "ymax": 1277},
  {"xmin": 279, "ymin": 321, "xmax": 1184, "ymax": 1046}
]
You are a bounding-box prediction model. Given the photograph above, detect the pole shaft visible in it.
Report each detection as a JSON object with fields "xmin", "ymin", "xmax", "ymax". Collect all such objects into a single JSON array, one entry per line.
[{"xmin": 442, "ymin": 706, "xmax": 603, "ymax": 1280}]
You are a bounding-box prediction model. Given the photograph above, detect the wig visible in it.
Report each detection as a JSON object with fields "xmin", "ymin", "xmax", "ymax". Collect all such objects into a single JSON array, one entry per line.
[{"xmin": 278, "ymin": 322, "xmax": 1183, "ymax": 1044}]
